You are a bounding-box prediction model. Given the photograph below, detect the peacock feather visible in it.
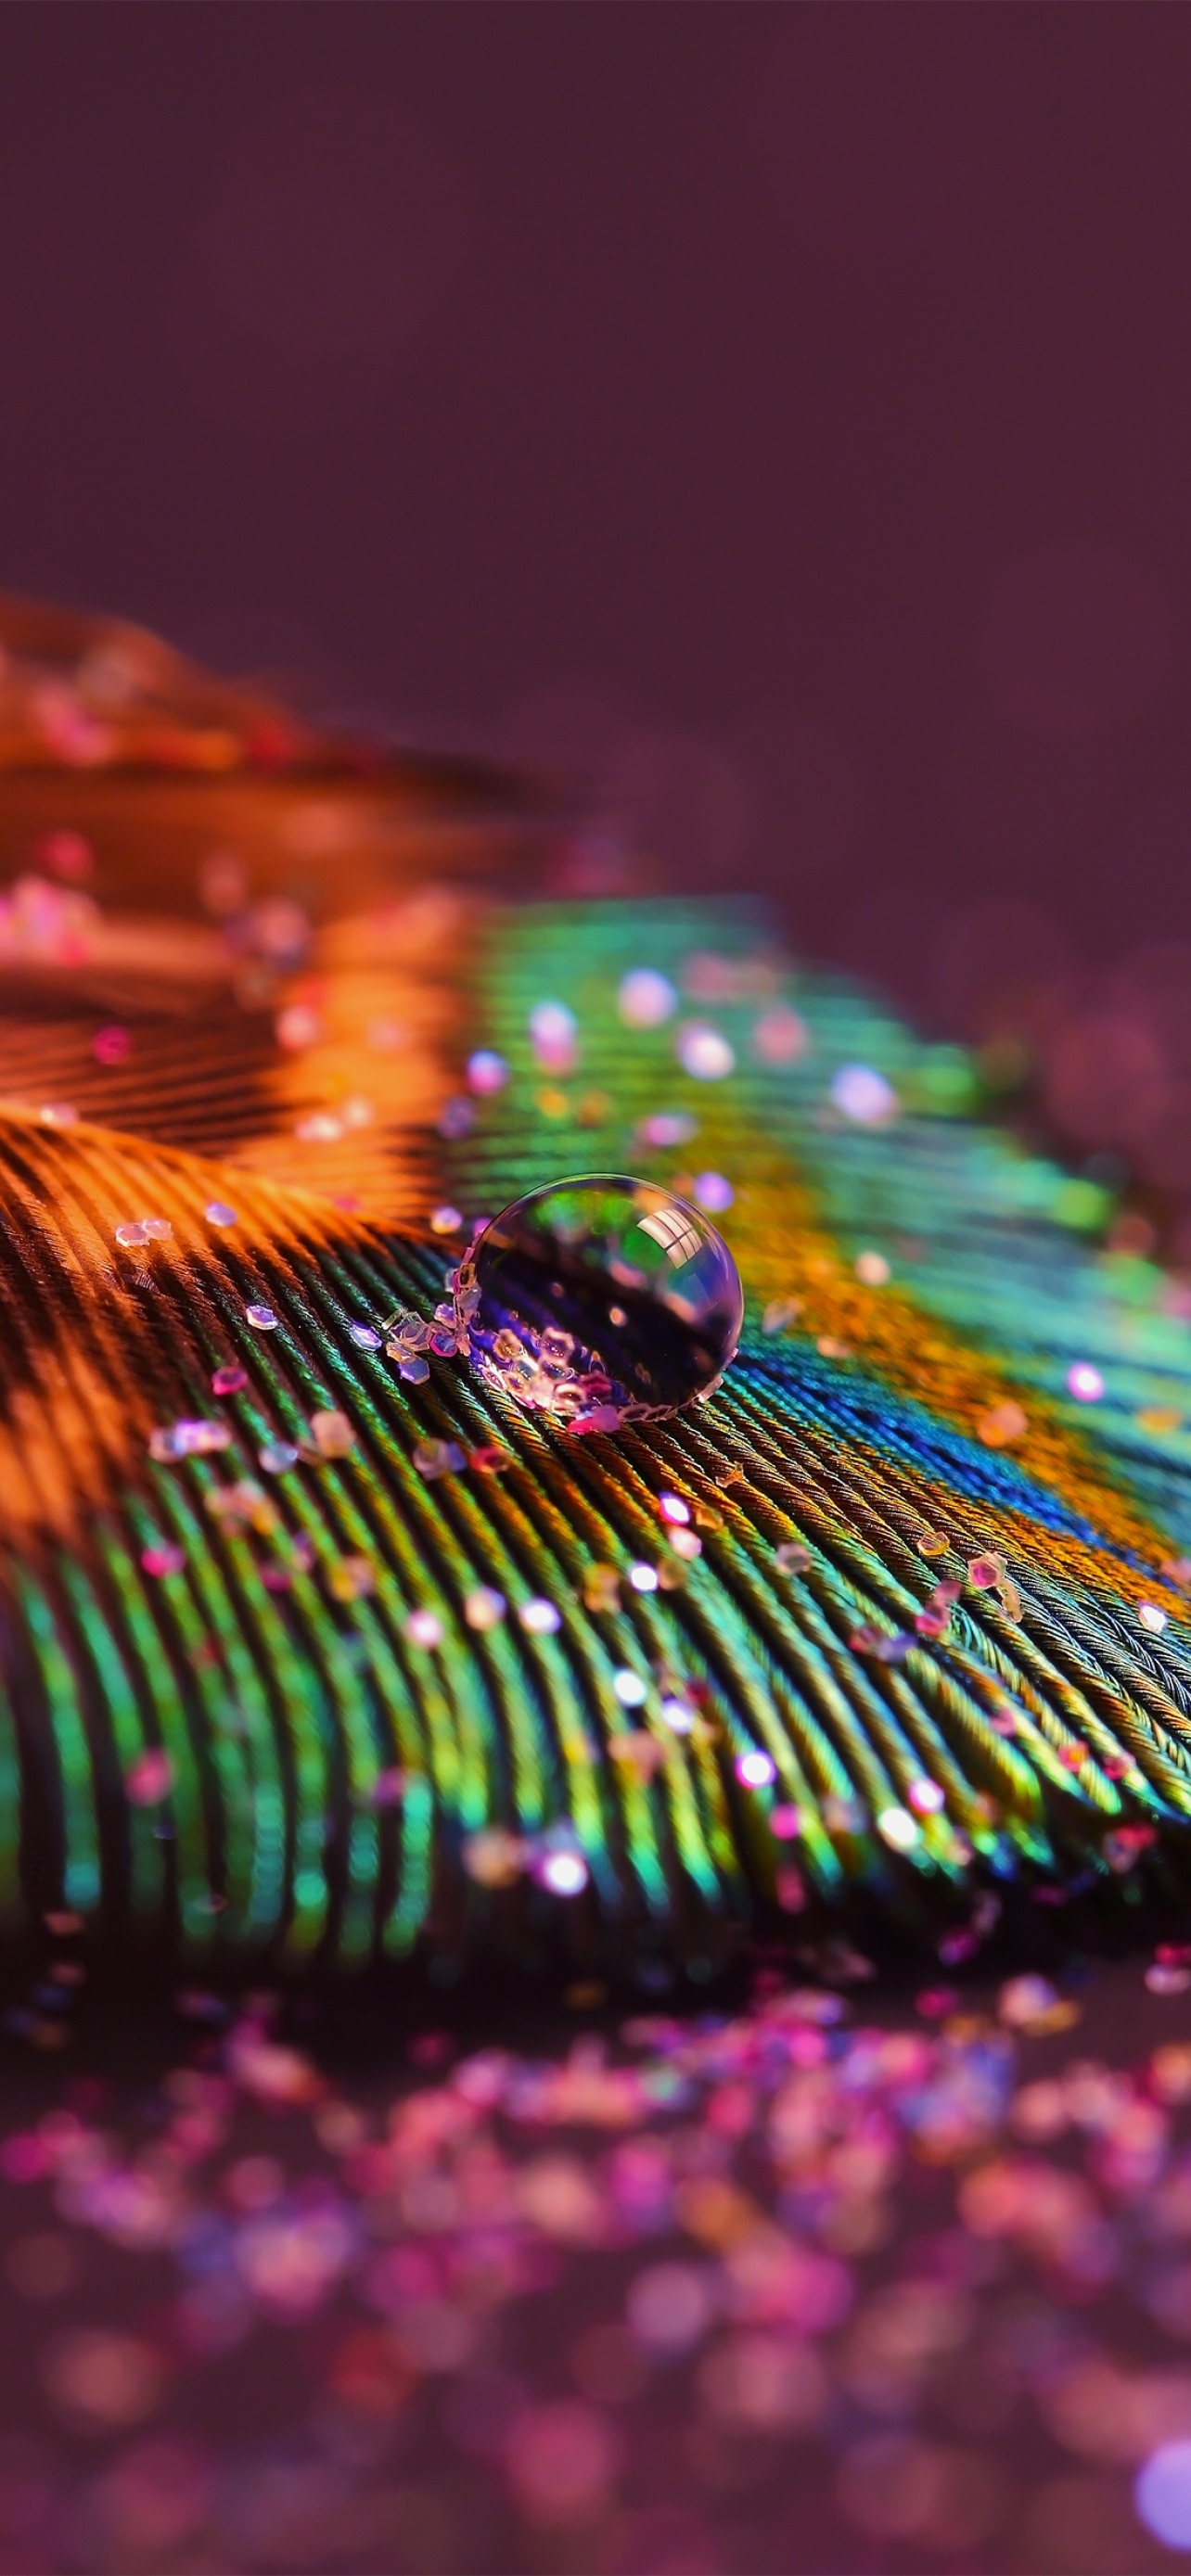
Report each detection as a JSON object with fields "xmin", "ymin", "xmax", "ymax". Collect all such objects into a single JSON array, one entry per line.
[{"xmin": 0, "ymin": 597, "xmax": 1190, "ymax": 1989}]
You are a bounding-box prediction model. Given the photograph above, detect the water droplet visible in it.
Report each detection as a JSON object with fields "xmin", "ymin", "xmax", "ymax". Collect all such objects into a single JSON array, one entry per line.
[{"xmin": 453, "ymin": 1174, "xmax": 743, "ymax": 1431}]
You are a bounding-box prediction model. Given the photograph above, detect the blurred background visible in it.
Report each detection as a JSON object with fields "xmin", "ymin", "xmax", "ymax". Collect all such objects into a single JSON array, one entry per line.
[{"xmin": 5, "ymin": 4, "xmax": 1191, "ymax": 1226}]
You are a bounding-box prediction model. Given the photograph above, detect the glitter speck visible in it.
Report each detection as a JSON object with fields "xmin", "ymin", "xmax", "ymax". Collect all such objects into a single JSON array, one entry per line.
[
  {"xmin": 519, "ymin": 1599, "xmax": 562, "ymax": 1635},
  {"xmin": 1068, "ymin": 1360, "xmax": 1106, "ymax": 1402},
  {"xmin": 93, "ymin": 1024, "xmax": 131, "ymax": 1066},
  {"xmin": 854, "ymin": 1249, "xmax": 890, "ymax": 1285},
  {"xmin": 413, "ymin": 1438, "xmax": 466, "ymax": 1480},
  {"xmin": 612, "ymin": 1670, "xmax": 647, "ymax": 1708},
  {"xmin": 753, "ymin": 1005, "xmax": 809, "ymax": 1065},
  {"xmin": 348, "ymin": 1323, "xmax": 382, "ymax": 1350},
  {"xmin": 1136, "ymin": 2442, "xmax": 1191, "ymax": 2549},
  {"xmin": 831, "ymin": 1064, "xmax": 897, "ymax": 1125},
  {"xmin": 877, "ymin": 1805, "xmax": 920, "ymax": 1850},
  {"xmin": 114, "ymin": 1222, "xmax": 147, "ymax": 1247},
  {"xmin": 246, "ymin": 1306, "xmax": 277, "ymax": 1331},
  {"xmin": 658, "ymin": 1494, "xmax": 691, "ymax": 1525},
  {"xmin": 125, "ymin": 1750, "xmax": 173, "ymax": 1806},
  {"xmin": 259, "ymin": 1441, "xmax": 299, "ymax": 1475},
  {"xmin": 404, "ymin": 1609, "xmax": 443, "ymax": 1649},
  {"xmin": 538, "ymin": 1849, "xmax": 588, "ymax": 1896},
  {"xmin": 204, "ymin": 1202, "xmax": 237, "ymax": 1228},
  {"xmin": 275, "ymin": 1003, "xmax": 322, "ymax": 1052},
  {"xmin": 464, "ymin": 1587, "xmax": 506, "ymax": 1630},
  {"xmin": 675, "ymin": 1022, "xmax": 735, "ymax": 1081},
  {"xmin": 467, "ymin": 1050, "xmax": 509, "ymax": 1095},
  {"xmin": 736, "ymin": 1749, "xmax": 776, "ymax": 1789},
  {"xmin": 619, "ymin": 969, "xmax": 676, "ymax": 1028},
  {"xmin": 1139, "ymin": 1601, "xmax": 1169, "ymax": 1634},
  {"xmin": 211, "ymin": 1366, "xmax": 247, "ymax": 1396},
  {"xmin": 637, "ymin": 1111, "xmax": 698, "ymax": 1150},
  {"xmin": 629, "ymin": 1563, "xmax": 660, "ymax": 1594},
  {"xmin": 140, "ymin": 1544, "xmax": 186, "ymax": 1578},
  {"xmin": 148, "ymin": 1420, "xmax": 231, "ymax": 1461},
  {"xmin": 693, "ymin": 1171, "xmax": 734, "ymax": 1213},
  {"xmin": 429, "ymin": 1205, "xmax": 463, "ymax": 1234},
  {"xmin": 308, "ymin": 1409, "xmax": 354, "ymax": 1457},
  {"xmin": 530, "ymin": 1001, "xmax": 578, "ymax": 1074}
]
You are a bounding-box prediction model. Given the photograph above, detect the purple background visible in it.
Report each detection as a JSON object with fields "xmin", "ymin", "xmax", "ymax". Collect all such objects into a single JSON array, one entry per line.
[{"xmin": 6, "ymin": 6, "xmax": 1191, "ymax": 1103}]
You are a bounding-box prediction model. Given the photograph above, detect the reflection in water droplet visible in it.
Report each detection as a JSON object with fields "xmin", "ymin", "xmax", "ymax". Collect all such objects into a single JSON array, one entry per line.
[{"xmin": 453, "ymin": 1174, "xmax": 743, "ymax": 1432}]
